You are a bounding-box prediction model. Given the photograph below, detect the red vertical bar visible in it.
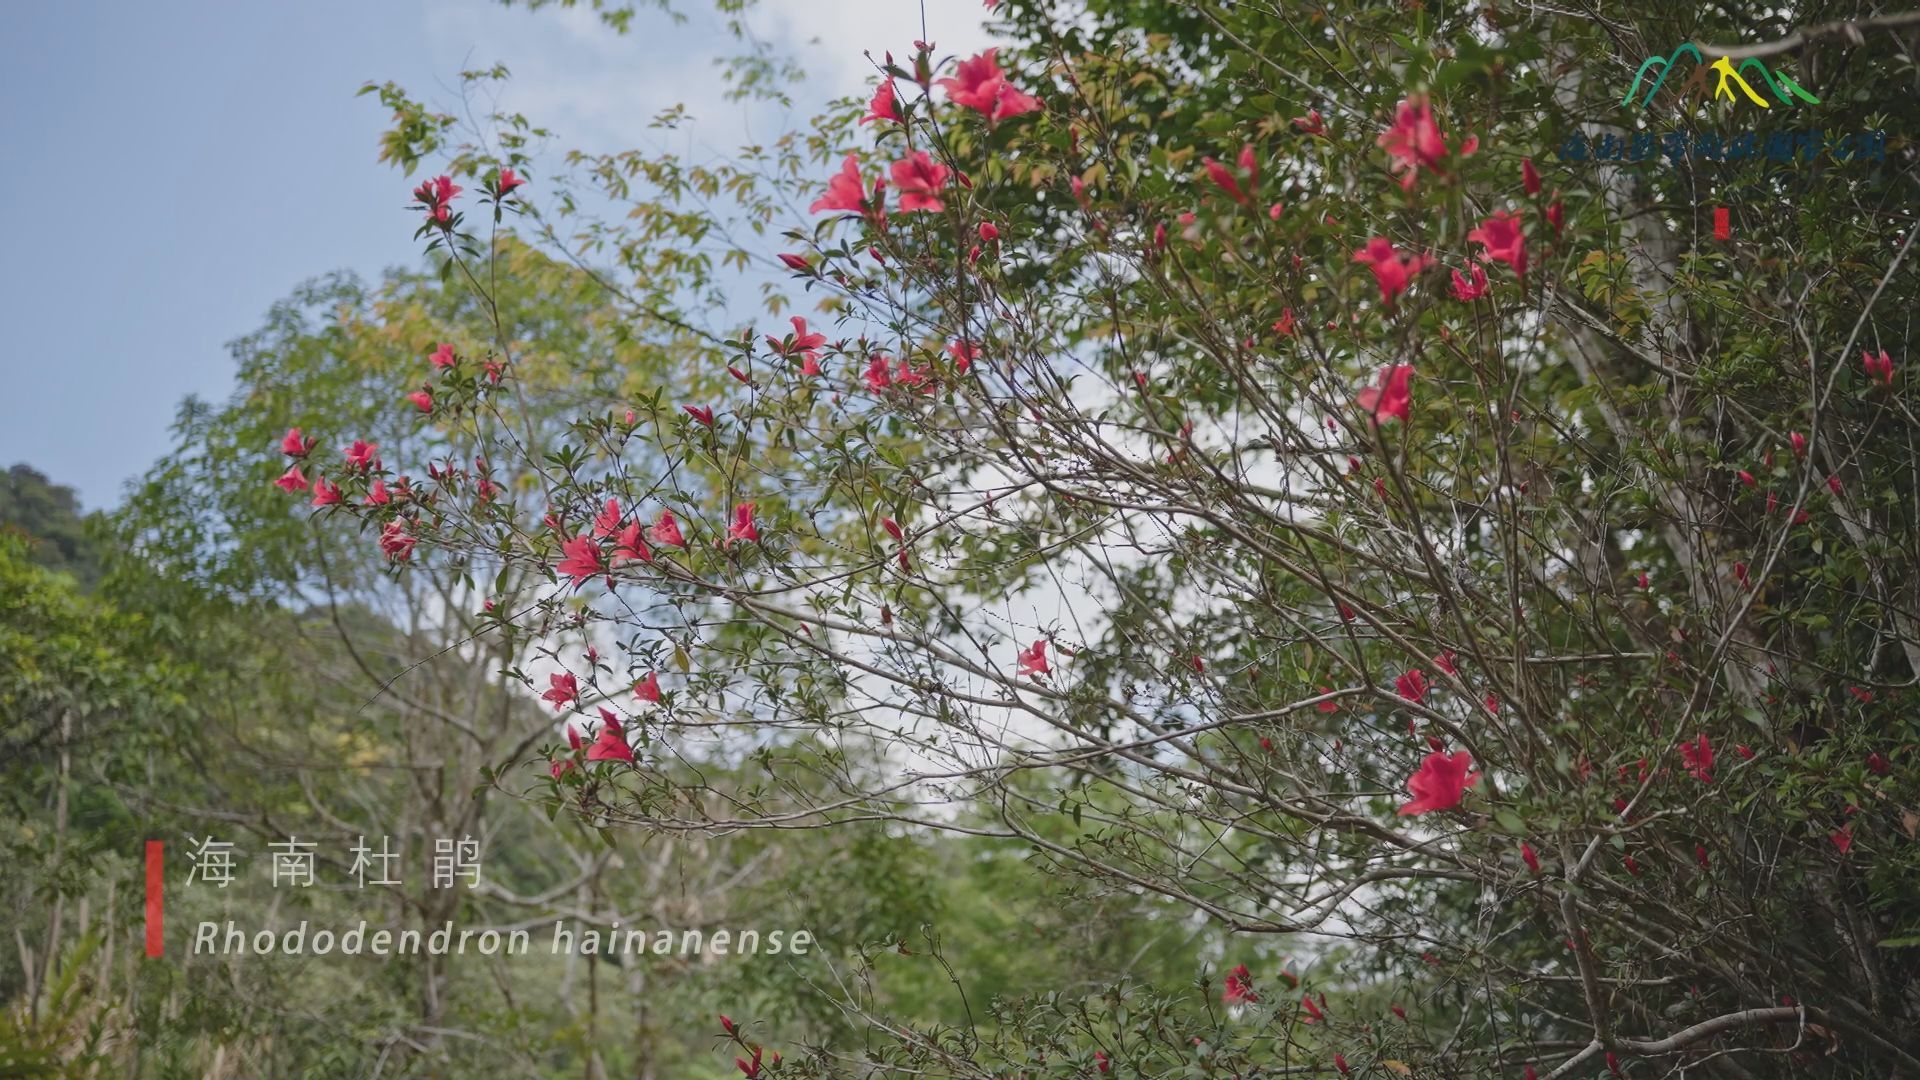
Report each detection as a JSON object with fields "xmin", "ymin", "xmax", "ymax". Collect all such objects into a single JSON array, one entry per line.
[
  {"xmin": 145, "ymin": 840, "xmax": 164, "ymax": 957},
  {"xmin": 1713, "ymin": 207, "xmax": 1730, "ymax": 240}
]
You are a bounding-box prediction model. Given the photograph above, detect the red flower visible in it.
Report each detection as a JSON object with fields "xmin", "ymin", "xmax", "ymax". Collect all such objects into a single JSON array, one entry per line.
[
  {"xmin": 861, "ymin": 79, "xmax": 903, "ymax": 125},
  {"xmin": 725, "ymin": 502, "xmax": 761, "ymax": 546},
  {"xmin": 1521, "ymin": 842, "xmax": 1541, "ymax": 874},
  {"xmin": 1434, "ymin": 650, "xmax": 1458, "ymax": 675},
  {"xmin": 612, "ymin": 521, "xmax": 651, "ymax": 564},
  {"xmin": 365, "ymin": 478, "xmax": 391, "ymax": 505},
  {"xmin": 890, "ymin": 151, "xmax": 951, "ymax": 213},
  {"xmin": 634, "ymin": 671, "xmax": 662, "ymax": 703},
  {"xmin": 1093, "ymin": 1049, "xmax": 1110, "ymax": 1073},
  {"xmin": 946, "ymin": 339, "xmax": 978, "ymax": 373},
  {"xmin": 864, "ymin": 354, "xmax": 893, "ymax": 392},
  {"xmin": 1395, "ymin": 667, "xmax": 1429, "ymax": 702},
  {"xmin": 1789, "ymin": 431, "xmax": 1807, "ymax": 457},
  {"xmin": 542, "ymin": 672, "xmax": 580, "ymax": 710},
  {"xmin": 557, "ymin": 534, "xmax": 605, "ymax": 587},
  {"xmin": 684, "ymin": 404, "xmax": 715, "ymax": 427},
  {"xmin": 1351, "ymin": 237, "xmax": 1432, "ymax": 305},
  {"xmin": 280, "ymin": 427, "xmax": 315, "ymax": 457},
  {"xmin": 1831, "ymin": 825, "xmax": 1854, "ymax": 853},
  {"xmin": 429, "ymin": 343, "xmax": 457, "ymax": 370},
  {"xmin": 407, "ymin": 387, "xmax": 434, "ymax": 413},
  {"xmin": 1222, "ymin": 963, "xmax": 1257, "ymax": 1004},
  {"xmin": 1334, "ymin": 1053, "xmax": 1351, "ymax": 1075},
  {"xmin": 1678, "ymin": 733, "xmax": 1714, "ymax": 783},
  {"xmin": 1546, "ymin": 199, "xmax": 1564, "ymax": 234},
  {"xmin": 1735, "ymin": 744, "xmax": 1754, "ymax": 760},
  {"xmin": 274, "ymin": 465, "xmax": 310, "ymax": 493},
  {"xmin": 1300, "ymin": 993, "xmax": 1326, "ymax": 1023},
  {"xmin": 1522, "ymin": 156, "xmax": 1542, "ymax": 195},
  {"xmin": 1356, "ymin": 365, "xmax": 1415, "ymax": 425},
  {"xmin": 1449, "ymin": 264, "xmax": 1489, "ymax": 301},
  {"xmin": 343, "ymin": 440, "xmax": 380, "ymax": 471},
  {"xmin": 1862, "ymin": 348, "xmax": 1896, "ymax": 388},
  {"xmin": 1017, "ymin": 639, "xmax": 1050, "ymax": 677},
  {"xmin": 1398, "ymin": 751, "xmax": 1479, "ymax": 816},
  {"xmin": 1202, "ymin": 144, "xmax": 1256, "ymax": 205},
  {"xmin": 719, "ymin": 1014, "xmax": 737, "ymax": 1036},
  {"xmin": 551, "ymin": 725, "xmax": 582, "ymax": 778},
  {"xmin": 496, "ymin": 168, "xmax": 526, "ymax": 197},
  {"xmin": 937, "ymin": 49, "xmax": 1042, "ymax": 122},
  {"xmin": 810, "ymin": 154, "xmax": 873, "ymax": 215},
  {"xmin": 1272, "ymin": 308, "xmax": 1297, "ymax": 335},
  {"xmin": 1468, "ymin": 211, "xmax": 1527, "ymax": 278},
  {"xmin": 310, "ymin": 477, "xmax": 342, "ymax": 506},
  {"xmin": 647, "ymin": 510, "xmax": 687, "ymax": 549},
  {"xmin": 587, "ymin": 707, "xmax": 635, "ymax": 763},
  {"xmin": 777, "ymin": 252, "xmax": 811, "ymax": 272},
  {"xmin": 1291, "ymin": 109, "xmax": 1325, "ymax": 136},
  {"xmin": 1377, "ymin": 95, "xmax": 1452, "ymax": 189}
]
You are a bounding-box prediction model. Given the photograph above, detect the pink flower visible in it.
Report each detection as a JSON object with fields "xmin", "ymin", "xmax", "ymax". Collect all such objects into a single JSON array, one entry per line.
[
  {"xmin": 274, "ymin": 465, "xmax": 310, "ymax": 493},
  {"xmin": 1831, "ymin": 825, "xmax": 1854, "ymax": 853},
  {"xmin": 343, "ymin": 440, "xmax": 380, "ymax": 472},
  {"xmin": 862, "ymin": 80, "xmax": 903, "ymax": 125},
  {"xmin": 1377, "ymin": 95, "xmax": 1452, "ymax": 189},
  {"xmin": 429, "ymin": 343, "xmax": 457, "ymax": 370},
  {"xmin": 1790, "ymin": 431, "xmax": 1808, "ymax": 457},
  {"xmin": 864, "ymin": 354, "xmax": 894, "ymax": 392},
  {"xmin": 407, "ymin": 387, "xmax": 434, "ymax": 413},
  {"xmin": 1678, "ymin": 733, "xmax": 1714, "ymax": 784},
  {"xmin": 557, "ymin": 535, "xmax": 605, "ymax": 587},
  {"xmin": 725, "ymin": 502, "xmax": 761, "ymax": 546},
  {"xmin": 1395, "ymin": 667, "xmax": 1429, "ymax": 702},
  {"xmin": 1291, "ymin": 109, "xmax": 1325, "ymax": 136},
  {"xmin": 497, "ymin": 168, "xmax": 526, "ymax": 197},
  {"xmin": 280, "ymin": 427, "xmax": 315, "ymax": 457},
  {"xmin": 377, "ymin": 520, "xmax": 417, "ymax": 561},
  {"xmin": 542, "ymin": 672, "xmax": 580, "ymax": 710},
  {"xmin": 937, "ymin": 49, "xmax": 1042, "ymax": 122},
  {"xmin": 1522, "ymin": 156, "xmax": 1542, "ymax": 195},
  {"xmin": 1399, "ymin": 751, "xmax": 1479, "ymax": 815},
  {"xmin": 592, "ymin": 499, "xmax": 625, "ymax": 539},
  {"xmin": 810, "ymin": 154, "xmax": 873, "ymax": 215},
  {"xmin": 310, "ymin": 476, "xmax": 342, "ymax": 506},
  {"xmin": 777, "ymin": 252, "xmax": 811, "ymax": 272},
  {"xmin": 647, "ymin": 510, "xmax": 687, "ymax": 548},
  {"xmin": 1300, "ymin": 994, "xmax": 1326, "ymax": 1023},
  {"xmin": 684, "ymin": 404, "xmax": 716, "ymax": 427},
  {"xmin": 411, "ymin": 175, "xmax": 462, "ymax": 224},
  {"xmin": 1351, "ymin": 237, "xmax": 1432, "ymax": 305},
  {"xmin": 587, "ymin": 708, "xmax": 636, "ymax": 763},
  {"xmin": 1017, "ymin": 639, "xmax": 1050, "ymax": 677},
  {"xmin": 1357, "ymin": 365, "xmax": 1414, "ymax": 424},
  {"xmin": 1433, "ymin": 650, "xmax": 1458, "ymax": 675},
  {"xmin": 890, "ymin": 151, "xmax": 950, "ymax": 213},
  {"xmin": 1449, "ymin": 264, "xmax": 1488, "ymax": 300},
  {"xmin": 1468, "ymin": 211, "xmax": 1527, "ymax": 278},
  {"xmin": 633, "ymin": 671, "xmax": 662, "ymax": 703},
  {"xmin": 365, "ymin": 479, "xmax": 390, "ymax": 505}
]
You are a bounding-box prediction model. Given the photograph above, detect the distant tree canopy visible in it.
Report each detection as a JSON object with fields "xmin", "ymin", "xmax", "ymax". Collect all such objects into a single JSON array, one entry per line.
[{"xmin": 1, "ymin": 464, "xmax": 103, "ymax": 587}]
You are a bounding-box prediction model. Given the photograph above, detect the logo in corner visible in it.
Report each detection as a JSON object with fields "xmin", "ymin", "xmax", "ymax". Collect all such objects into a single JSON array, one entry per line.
[{"xmin": 1624, "ymin": 44, "xmax": 1819, "ymax": 112}]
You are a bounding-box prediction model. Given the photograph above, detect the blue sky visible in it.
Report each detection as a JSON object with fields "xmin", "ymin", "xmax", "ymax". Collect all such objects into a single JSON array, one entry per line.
[{"xmin": 0, "ymin": 0, "xmax": 990, "ymax": 509}]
